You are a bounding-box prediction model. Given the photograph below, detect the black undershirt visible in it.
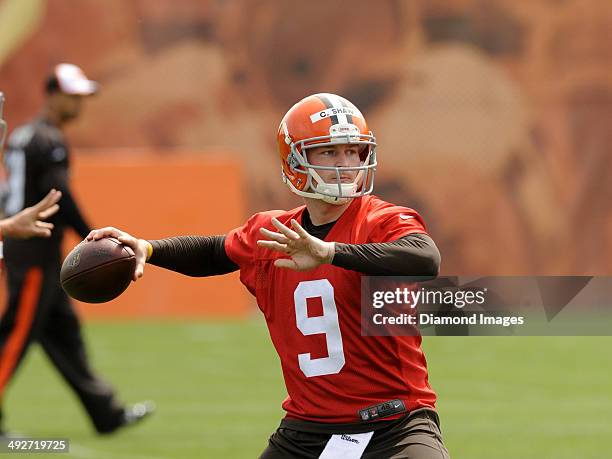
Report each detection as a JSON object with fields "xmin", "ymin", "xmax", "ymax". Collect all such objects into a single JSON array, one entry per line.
[
  {"xmin": 148, "ymin": 235, "xmax": 236, "ymax": 277},
  {"xmin": 147, "ymin": 210, "xmax": 440, "ymax": 278},
  {"xmin": 300, "ymin": 209, "xmax": 336, "ymax": 240}
]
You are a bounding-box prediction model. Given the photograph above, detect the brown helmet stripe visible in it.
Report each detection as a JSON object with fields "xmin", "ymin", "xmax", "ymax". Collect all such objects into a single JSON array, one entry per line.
[
  {"xmin": 338, "ymin": 97, "xmax": 354, "ymax": 124},
  {"xmin": 316, "ymin": 94, "xmax": 340, "ymax": 125}
]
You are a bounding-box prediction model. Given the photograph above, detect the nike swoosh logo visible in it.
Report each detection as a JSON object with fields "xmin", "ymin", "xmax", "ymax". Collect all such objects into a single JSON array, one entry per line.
[{"xmin": 399, "ymin": 214, "xmax": 414, "ymax": 220}]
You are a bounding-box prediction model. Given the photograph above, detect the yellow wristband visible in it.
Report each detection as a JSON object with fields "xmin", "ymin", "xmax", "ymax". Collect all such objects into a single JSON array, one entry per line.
[{"xmin": 146, "ymin": 241, "xmax": 153, "ymax": 261}]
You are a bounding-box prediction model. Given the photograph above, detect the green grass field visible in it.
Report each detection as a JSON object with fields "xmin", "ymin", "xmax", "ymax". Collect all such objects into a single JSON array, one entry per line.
[{"xmin": 4, "ymin": 320, "xmax": 611, "ymax": 458}]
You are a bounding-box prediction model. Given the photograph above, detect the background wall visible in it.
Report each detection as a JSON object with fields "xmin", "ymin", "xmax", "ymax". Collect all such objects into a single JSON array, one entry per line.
[
  {"xmin": 67, "ymin": 151, "xmax": 248, "ymax": 318},
  {"xmin": 1, "ymin": 0, "xmax": 611, "ymax": 289}
]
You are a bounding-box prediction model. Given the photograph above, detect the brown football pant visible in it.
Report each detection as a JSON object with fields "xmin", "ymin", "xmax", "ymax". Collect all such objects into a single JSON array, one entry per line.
[{"xmin": 259, "ymin": 408, "xmax": 451, "ymax": 459}]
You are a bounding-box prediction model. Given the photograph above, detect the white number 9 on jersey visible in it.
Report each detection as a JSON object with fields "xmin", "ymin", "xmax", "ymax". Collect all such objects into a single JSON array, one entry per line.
[{"xmin": 294, "ymin": 279, "xmax": 345, "ymax": 377}]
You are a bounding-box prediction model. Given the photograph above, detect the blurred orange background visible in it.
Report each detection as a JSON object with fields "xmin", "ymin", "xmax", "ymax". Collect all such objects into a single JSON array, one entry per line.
[{"xmin": 1, "ymin": 0, "xmax": 611, "ymax": 316}]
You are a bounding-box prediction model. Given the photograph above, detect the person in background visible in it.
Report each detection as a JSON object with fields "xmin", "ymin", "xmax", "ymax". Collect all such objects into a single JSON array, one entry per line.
[{"xmin": 0, "ymin": 69, "xmax": 153, "ymax": 435}]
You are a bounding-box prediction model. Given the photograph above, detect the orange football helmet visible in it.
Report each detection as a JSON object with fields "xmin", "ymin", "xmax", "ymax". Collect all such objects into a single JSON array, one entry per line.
[{"xmin": 277, "ymin": 93, "xmax": 377, "ymax": 204}]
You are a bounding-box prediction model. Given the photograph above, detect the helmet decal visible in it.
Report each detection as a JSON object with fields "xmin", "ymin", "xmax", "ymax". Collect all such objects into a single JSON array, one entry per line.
[{"xmin": 309, "ymin": 106, "xmax": 363, "ymax": 124}]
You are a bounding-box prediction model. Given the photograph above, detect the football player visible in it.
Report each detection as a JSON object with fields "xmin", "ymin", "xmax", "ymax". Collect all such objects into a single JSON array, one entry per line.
[{"xmin": 88, "ymin": 93, "xmax": 450, "ymax": 458}]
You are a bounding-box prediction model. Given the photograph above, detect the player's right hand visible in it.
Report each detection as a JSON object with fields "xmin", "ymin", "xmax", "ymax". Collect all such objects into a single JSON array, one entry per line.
[{"xmin": 86, "ymin": 227, "xmax": 150, "ymax": 281}]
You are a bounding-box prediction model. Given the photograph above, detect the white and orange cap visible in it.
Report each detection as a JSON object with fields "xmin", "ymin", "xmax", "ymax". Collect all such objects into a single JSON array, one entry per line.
[{"xmin": 53, "ymin": 63, "xmax": 99, "ymax": 95}]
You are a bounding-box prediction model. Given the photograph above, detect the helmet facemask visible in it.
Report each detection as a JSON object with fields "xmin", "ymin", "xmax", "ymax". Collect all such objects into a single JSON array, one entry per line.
[{"xmin": 282, "ymin": 125, "xmax": 377, "ymax": 205}]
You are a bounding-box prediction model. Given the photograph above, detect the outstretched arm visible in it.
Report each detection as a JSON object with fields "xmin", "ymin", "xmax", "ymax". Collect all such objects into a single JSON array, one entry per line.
[
  {"xmin": 147, "ymin": 236, "xmax": 237, "ymax": 277},
  {"xmin": 86, "ymin": 228, "xmax": 238, "ymax": 281}
]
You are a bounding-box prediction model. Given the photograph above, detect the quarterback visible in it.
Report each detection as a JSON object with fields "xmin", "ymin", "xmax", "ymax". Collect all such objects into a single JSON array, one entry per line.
[{"xmin": 88, "ymin": 93, "xmax": 450, "ymax": 458}]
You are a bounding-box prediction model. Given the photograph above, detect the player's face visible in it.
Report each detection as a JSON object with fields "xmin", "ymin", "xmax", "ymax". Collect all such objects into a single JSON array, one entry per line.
[{"xmin": 306, "ymin": 144, "xmax": 362, "ymax": 184}]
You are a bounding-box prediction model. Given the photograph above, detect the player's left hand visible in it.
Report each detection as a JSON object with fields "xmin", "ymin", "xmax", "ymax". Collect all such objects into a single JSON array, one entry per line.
[{"xmin": 257, "ymin": 217, "xmax": 335, "ymax": 271}]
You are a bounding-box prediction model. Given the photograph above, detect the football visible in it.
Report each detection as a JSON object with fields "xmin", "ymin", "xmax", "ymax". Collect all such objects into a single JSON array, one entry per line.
[{"xmin": 61, "ymin": 237, "xmax": 136, "ymax": 303}]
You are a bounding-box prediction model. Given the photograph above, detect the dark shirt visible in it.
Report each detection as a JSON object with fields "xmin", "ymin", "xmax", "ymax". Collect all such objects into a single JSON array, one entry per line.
[{"xmin": 3, "ymin": 118, "xmax": 90, "ymax": 265}]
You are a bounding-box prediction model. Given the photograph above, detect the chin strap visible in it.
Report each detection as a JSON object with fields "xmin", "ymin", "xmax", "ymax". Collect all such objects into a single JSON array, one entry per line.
[{"xmin": 314, "ymin": 183, "xmax": 356, "ymax": 205}]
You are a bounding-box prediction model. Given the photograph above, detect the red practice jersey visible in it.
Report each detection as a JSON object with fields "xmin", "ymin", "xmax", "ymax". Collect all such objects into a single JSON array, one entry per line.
[{"xmin": 225, "ymin": 195, "xmax": 437, "ymax": 424}]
